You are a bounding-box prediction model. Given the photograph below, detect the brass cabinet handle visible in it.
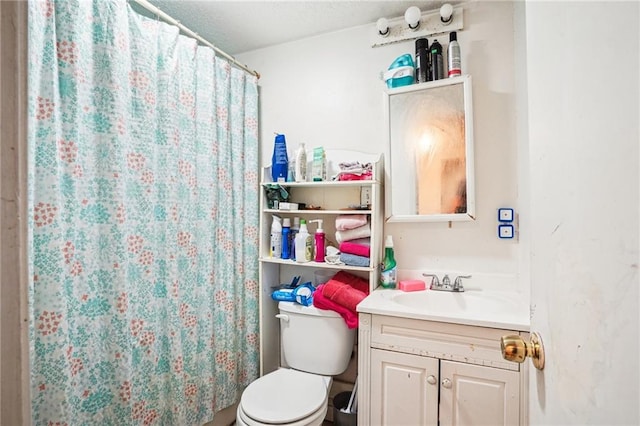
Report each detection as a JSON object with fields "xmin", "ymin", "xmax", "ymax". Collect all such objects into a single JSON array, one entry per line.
[{"xmin": 500, "ymin": 332, "xmax": 545, "ymax": 370}]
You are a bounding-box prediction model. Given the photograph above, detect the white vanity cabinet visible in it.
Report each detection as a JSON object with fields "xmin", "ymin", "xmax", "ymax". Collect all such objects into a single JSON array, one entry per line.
[
  {"xmin": 359, "ymin": 313, "xmax": 526, "ymax": 426},
  {"xmin": 258, "ymin": 151, "xmax": 383, "ymax": 376}
]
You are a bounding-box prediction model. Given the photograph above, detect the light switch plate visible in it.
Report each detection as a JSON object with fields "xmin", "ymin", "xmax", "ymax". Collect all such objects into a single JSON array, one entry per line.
[
  {"xmin": 498, "ymin": 208, "xmax": 514, "ymax": 222},
  {"xmin": 498, "ymin": 224, "xmax": 514, "ymax": 239}
]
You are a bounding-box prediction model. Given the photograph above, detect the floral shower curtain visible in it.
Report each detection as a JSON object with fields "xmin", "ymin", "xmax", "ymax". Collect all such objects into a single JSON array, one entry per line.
[{"xmin": 28, "ymin": 1, "xmax": 260, "ymax": 424}]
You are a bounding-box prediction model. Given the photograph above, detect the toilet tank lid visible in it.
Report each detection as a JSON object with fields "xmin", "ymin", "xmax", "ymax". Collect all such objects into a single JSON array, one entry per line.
[{"xmin": 278, "ymin": 301, "xmax": 341, "ymax": 318}]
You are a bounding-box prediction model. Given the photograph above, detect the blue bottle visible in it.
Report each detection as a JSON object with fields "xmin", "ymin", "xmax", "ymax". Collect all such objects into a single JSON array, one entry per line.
[
  {"xmin": 281, "ymin": 218, "xmax": 291, "ymax": 259},
  {"xmin": 271, "ymin": 134, "xmax": 289, "ymax": 182}
]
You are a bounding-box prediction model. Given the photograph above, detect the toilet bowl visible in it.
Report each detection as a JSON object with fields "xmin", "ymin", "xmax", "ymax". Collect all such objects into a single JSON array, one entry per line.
[
  {"xmin": 236, "ymin": 369, "xmax": 330, "ymax": 426},
  {"xmin": 237, "ymin": 302, "xmax": 355, "ymax": 425}
]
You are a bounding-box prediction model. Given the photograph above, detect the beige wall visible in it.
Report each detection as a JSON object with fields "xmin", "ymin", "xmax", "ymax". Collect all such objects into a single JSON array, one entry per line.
[{"xmin": 0, "ymin": 1, "xmax": 30, "ymax": 425}]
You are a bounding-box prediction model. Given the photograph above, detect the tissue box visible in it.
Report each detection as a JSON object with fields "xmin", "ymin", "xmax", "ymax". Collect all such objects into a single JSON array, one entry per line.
[{"xmin": 278, "ymin": 202, "xmax": 299, "ymax": 211}]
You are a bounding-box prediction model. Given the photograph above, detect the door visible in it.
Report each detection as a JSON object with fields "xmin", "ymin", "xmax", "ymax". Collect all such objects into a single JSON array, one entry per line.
[
  {"xmin": 439, "ymin": 360, "xmax": 519, "ymax": 426},
  {"xmin": 525, "ymin": 2, "xmax": 639, "ymax": 424},
  {"xmin": 370, "ymin": 349, "xmax": 439, "ymax": 426}
]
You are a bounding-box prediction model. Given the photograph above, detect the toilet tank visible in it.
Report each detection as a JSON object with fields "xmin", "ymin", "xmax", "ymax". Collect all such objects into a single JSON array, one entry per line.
[{"xmin": 278, "ymin": 302, "xmax": 355, "ymax": 375}]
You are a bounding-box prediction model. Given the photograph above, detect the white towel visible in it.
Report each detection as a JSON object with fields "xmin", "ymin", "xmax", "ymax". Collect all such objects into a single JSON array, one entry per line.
[{"xmin": 335, "ymin": 223, "xmax": 371, "ymax": 244}]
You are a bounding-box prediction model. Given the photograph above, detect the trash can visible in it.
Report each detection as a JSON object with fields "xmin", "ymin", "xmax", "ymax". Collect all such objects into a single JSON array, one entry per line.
[{"xmin": 332, "ymin": 391, "xmax": 357, "ymax": 426}]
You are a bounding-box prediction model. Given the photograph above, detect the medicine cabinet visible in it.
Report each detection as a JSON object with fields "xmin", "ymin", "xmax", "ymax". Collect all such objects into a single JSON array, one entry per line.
[{"xmin": 384, "ymin": 75, "xmax": 475, "ymax": 222}]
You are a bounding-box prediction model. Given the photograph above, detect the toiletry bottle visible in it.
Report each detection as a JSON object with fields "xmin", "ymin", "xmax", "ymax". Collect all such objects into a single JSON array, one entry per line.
[
  {"xmin": 294, "ymin": 219, "xmax": 313, "ymax": 263},
  {"xmin": 429, "ymin": 39, "xmax": 444, "ymax": 81},
  {"xmin": 380, "ymin": 235, "xmax": 397, "ymax": 289},
  {"xmin": 309, "ymin": 219, "xmax": 325, "ymax": 263},
  {"xmin": 295, "ymin": 143, "xmax": 307, "ymax": 182},
  {"xmin": 281, "ymin": 218, "xmax": 291, "ymax": 259},
  {"xmin": 271, "ymin": 134, "xmax": 288, "ymax": 183},
  {"xmin": 270, "ymin": 215, "xmax": 282, "ymax": 258},
  {"xmin": 447, "ymin": 31, "xmax": 461, "ymax": 77},
  {"xmin": 415, "ymin": 38, "xmax": 430, "ymax": 83},
  {"xmin": 289, "ymin": 216, "xmax": 300, "ymax": 260}
]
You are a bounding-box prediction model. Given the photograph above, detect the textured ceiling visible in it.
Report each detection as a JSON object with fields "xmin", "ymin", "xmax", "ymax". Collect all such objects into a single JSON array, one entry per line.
[{"xmin": 145, "ymin": 1, "xmax": 452, "ymax": 55}]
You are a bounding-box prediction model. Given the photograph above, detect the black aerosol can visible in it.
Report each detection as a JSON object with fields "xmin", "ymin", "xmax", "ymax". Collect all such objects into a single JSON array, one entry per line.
[
  {"xmin": 415, "ymin": 38, "xmax": 430, "ymax": 83},
  {"xmin": 430, "ymin": 39, "xmax": 444, "ymax": 81}
]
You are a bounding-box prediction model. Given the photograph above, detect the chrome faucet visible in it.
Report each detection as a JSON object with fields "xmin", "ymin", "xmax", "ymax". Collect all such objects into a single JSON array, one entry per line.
[{"xmin": 422, "ymin": 273, "xmax": 471, "ymax": 292}]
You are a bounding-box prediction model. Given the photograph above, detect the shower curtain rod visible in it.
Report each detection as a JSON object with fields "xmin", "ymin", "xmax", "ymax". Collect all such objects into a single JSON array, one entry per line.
[{"xmin": 129, "ymin": 0, "xmax": 261, "ymax": 79}]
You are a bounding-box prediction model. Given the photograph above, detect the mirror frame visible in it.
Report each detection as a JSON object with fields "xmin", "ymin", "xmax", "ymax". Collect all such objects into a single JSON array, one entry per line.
[{"xmin": 384, "ymin": 75, "xmax": 475, "ymax": 222}]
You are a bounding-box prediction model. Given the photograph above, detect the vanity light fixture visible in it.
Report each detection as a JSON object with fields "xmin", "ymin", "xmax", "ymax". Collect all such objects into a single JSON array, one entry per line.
[
  {"xmin": 376, "ymin": 17, "xmax": 389, "ymax": 36},
  {"xmin": 371, "ymin": 3, "xmax": 464, "ymax": 48},
  {"xmin": 440, "ymin": 3, "xmax": 454, "ymax": 25},
  {"xmin": 404, "ymin": 6, "xmax": 421, "ymax": 30}
]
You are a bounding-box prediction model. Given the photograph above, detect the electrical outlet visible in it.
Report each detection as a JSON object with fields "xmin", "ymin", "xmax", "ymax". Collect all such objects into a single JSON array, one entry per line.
[{"xmin": 360, "ymin": 187, "xmax": 372, "ymax": 207}]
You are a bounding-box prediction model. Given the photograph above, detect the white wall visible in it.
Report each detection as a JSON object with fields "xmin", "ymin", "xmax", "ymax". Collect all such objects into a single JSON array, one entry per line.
[{"xmin": 239, "ymin": 1, "xmax": 527, "ymax": 291}]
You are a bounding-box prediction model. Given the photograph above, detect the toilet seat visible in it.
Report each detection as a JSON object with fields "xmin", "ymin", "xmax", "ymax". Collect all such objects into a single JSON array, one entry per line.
[{"xmin": 239, "ymin": 369, "xmax": 328, "ymax": 425}]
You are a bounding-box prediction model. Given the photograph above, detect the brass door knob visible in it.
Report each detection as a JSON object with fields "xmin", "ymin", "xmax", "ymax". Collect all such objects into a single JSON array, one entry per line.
[{"xmin": 500, "ymin": 332, "xmax": 545, "ymax": 370}]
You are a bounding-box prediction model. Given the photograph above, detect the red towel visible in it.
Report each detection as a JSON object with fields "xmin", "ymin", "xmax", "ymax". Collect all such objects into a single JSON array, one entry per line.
[
  {"xmin": 328, "ymin": 271, "xmax": 370, "ymax": 294},
  {"xmin": 322, "ymin": 282, "xmax": 367, "ymax": 312},
  {"xmin": 339, "ymin": 241, "xmax": 371, "ymax": 258},
  {"xmin": 313, "ymin": 285, "xmax": 359, "ymax": 328}
]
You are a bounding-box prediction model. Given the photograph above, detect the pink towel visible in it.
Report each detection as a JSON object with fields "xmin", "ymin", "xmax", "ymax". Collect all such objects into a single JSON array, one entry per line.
[
  {"xmin": 339, "ymin": 241, "xmax": 371, "ymax": 258},
  {"xmin": 335, "ymin": 214, "xmax": 368, "ymax": 231},
  {"xmin": 313, "ymin": 285, "xmax": 359, "ymax": 328},
  {"xmin": 335, "ymin": 223, "xmax": 370, "ymax": 243}
]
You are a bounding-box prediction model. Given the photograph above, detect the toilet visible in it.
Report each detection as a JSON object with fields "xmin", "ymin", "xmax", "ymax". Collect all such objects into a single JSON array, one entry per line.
[{"xmin": 236, "ymin": 301, "xmax": 355, "ymax": 426}]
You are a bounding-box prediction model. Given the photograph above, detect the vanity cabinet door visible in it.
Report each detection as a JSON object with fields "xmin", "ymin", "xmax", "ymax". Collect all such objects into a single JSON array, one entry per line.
[
  {"xmin": 439, "ymin": 360, "xmax": 519, "ymax": 426},
  {"xmin": 370, "ymin": 349, "xmax": 439, "ymax": 426}
]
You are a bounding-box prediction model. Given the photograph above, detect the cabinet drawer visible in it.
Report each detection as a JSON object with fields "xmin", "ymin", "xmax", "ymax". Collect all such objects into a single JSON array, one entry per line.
[{"xmin": 370, "ymin": 315, "xmax": 520, "ymax": 371}]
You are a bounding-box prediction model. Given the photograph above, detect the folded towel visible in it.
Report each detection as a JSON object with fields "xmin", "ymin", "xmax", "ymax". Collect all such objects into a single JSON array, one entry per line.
[
  {"xmin": 313, "ymin": 285, "xmax": 359, "ymax": 328},
  {"xmin": 322, "ymin": 280, "xmax": 368, "ymax": 312},
  {"xmin": 335, "ymin": 223, "xmax": 371, "ymax": 243},
  {"xmin": 339, "ymin": 252, "xmax": 370, "ymax": 267},
  {"xmin": 339, "ymin": 241, "xmax": 371, "ymax": 258},
  {"xmin": 335, "ymin": 214, "xmax": 368, "ymax": 231},
  {"xmin": 330, "ymin": 271, "xmax": 370, "ymax": 294},
  {"xmin": 348, "ymin": 237, "xmax": 370, "ymax": 246}
]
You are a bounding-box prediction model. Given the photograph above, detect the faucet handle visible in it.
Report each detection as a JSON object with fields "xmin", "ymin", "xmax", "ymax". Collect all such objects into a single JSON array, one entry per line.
[
  {"xmin": 442, "ymin": 275, "xmax": 451, "ymax": 286},
  {"xmin": 422, "ymin": 273, "xmax": 440, "ymax": 287},
  {"xmin": 454, "ymin": 275, "xmax": 472, "ymax": 289}
]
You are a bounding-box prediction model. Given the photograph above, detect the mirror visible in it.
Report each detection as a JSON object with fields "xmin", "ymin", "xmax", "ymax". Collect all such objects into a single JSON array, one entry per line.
[{"xmin": 384, "ymin": 75, "xmax": 475, "ymax": 222}]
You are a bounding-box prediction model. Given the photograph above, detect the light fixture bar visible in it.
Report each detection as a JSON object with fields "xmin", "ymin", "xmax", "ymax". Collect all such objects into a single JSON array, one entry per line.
[{"xmin": 370, "ymin": 6, "xmax": 464, "ymax": 48}]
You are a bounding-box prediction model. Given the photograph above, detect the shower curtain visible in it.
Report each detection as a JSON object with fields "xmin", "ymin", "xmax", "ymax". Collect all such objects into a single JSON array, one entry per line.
[{"xmin": 28, "ymin": 1, "xmax": 259, "ymax": 424}]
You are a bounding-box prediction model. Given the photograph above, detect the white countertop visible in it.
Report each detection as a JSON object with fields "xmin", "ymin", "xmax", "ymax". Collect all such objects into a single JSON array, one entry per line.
[{"xmin": 357, "ymin": 288, "xmax": 530, "ymax": 331}]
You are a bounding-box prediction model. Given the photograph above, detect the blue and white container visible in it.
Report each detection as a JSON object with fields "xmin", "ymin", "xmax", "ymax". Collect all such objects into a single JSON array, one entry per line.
[
  {"xmin": 271, "ymin": 134, "xmax": 289, "ymax": 182},
  {"xmin": 384, "ymin": 54, "xmax": 415, "ymax": 89}
]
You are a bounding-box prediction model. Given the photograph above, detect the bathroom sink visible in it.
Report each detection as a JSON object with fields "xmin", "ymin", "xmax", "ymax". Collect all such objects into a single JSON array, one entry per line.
[{"xmin": 388, "ymin": 290, "xmax": 521, "ymax": 316}]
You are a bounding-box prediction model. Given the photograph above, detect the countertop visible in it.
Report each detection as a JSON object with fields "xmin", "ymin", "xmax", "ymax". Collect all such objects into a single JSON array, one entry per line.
[{"xmin": 357, "ymin": 288, "xmax": 530, "ymax": 331}]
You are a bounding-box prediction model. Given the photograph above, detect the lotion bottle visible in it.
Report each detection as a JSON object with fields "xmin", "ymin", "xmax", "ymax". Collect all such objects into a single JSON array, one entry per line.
[
  {"xmin": 309, "ymin": 219, "xmax": 325, "ymax": 262},
  {"xmin": 270, "ymin": 215, "xmax": 282, "ymax": 258},
  {"xmin": 294, "ymin": 143, "xmax": 307, "ymax": 182},
  {"xmin": 281, "ymin": 218, "xmax": 291, "ymax": 259},
  {"xmin": 294, "ymin": 219, "xmax": 313, "ymax": 263},
  {"xmin": 289, "ymin": 216, "xmax": 300, "ymax": 260}
]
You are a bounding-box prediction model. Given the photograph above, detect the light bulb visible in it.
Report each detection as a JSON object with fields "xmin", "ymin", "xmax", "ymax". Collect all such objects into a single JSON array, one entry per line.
[
  {"xmin": 376, "ymin": 17, "xmax": 389, "ymax": 36},
  {"xmin": 404, "ymin": 6, "xmax": 421, "ymax": 30},
  {"xmin": 440, "ymin": 3, "xmax": 453, "ymax": 24}
]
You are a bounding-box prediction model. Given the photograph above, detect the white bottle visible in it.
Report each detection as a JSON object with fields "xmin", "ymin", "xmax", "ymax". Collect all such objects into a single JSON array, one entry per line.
[
  {"xmin": 294, "ymin": 143, "xmax": 307, "ymax": 182},
  {"xmin": 294, "ymin": 219, "xmax": 313, "ymax": 263},
  {"xmin": 447, "ymin": 31, "xmax": 461, "ymax": 77},
  {"xmin": 270, "ymin": 215, "xmax": 282, "ymax": 258}
]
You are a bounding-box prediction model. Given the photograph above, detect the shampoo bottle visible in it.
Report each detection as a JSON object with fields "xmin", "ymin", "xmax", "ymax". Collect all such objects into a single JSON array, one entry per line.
[
  {"xmin": 271, "ymin": 134, "xmax": 288, "ymax": 183},
  {"xmin": 281, "ymin": 218, "xmax": 291, "ymax": 259},
  {"xmin": 309, "ymin": 219, "xmax": 325, "ymax": 262},
  {"xmin": 270, "ymin": 215, "xmax": 282, "ymax": 258},
  {"xmin": 294, "ymin": 219, "xmax": 313, "ymax": 263},
  {"xmin": 289, "ymin": 216, "xmax": 300, "ymax": 260},
  {"xmin": 380, "ymin": 235, "xmax": 397, "ymax": 289},
  {"xmin": 447, "ymin": 31, "xmax": 461, "ymax": 77}
]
